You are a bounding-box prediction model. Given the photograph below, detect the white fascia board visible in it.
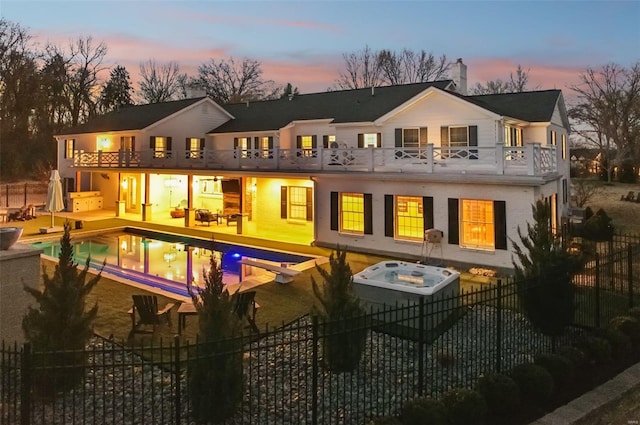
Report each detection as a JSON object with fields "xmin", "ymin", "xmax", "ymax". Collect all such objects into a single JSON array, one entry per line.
[
  {"xmin": 503, "ymin": 116, "xmax": 530, "ymax": 126},
  {"xmin": 333, "ymin": 122, "xmax": 376, "ymax": 128},
  {"xmin": 374, "ymin": 86, "xmax": 502, "ymax": 125},
  {"xmin": 55, "ymin": 129, "xmax": 137, "ymax": 138},
  {"xmin": 281, "ymin": 118, "xmax": 334, "ymax": 130},
  {"xmin": 143, "ymin": 97, "xmax": 233, "ymax": 132}
]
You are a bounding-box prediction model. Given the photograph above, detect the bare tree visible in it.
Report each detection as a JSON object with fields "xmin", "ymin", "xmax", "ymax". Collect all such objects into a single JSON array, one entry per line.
[
  {"xmin": 194, "ymin": 56, "xmax": 277, "ymax": 104},
  {"xmin": 378, "ymin": 49, "xmax": 449, "ymax": 86},
  {"xmin": 569, "ymin": 63, "xmax": 640, "ymax": 182},
  {"xmin": 471, "ymin": 65, "xmax": 536, "ymax": 95},
  {"xmin": 334, "ymin": 45, "xmax": 383, "ymax": 90},
  {"xmin": 66, "ymin": 36, "xmax": 107, "ymax": 126},
  {"xmin": 571, "ymin": 179, "xmax": 603, "ymax": 208},
  {"xmin": 138, "ymin": 59, "xmax": 187, "ymax": 104}
]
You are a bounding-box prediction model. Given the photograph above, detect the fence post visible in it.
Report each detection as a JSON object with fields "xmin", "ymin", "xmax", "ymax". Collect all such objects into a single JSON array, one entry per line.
[
  {"xmin": 496, "ymin": 279, "xmax": 503, "ymax": 374},
  {"xmin": 20, "ymin": 343, "xmax": 31, "ymax": 425},
  {"xmin": 311, "ymin": 315, "xmax": 319, "ymax": 425},
  {"xmin": 417, "ymin": 297, "xmax": 425, "ymax": 396},
  {"xmin": 595, "ymin": 254, "xmax": 601, "ymax": 328},
  {"xmin": 173, "ymin": 336, "xmax": 181, "ymax": 425},
  {"xmin": 628, "ymin": 244, "xmax": 634, "ymax": 309}
]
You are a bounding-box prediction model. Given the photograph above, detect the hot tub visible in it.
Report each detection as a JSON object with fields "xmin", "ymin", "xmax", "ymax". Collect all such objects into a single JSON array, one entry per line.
[{"xmin": 353, "ymin": 261, "xmax": 460, "ymax": 331}]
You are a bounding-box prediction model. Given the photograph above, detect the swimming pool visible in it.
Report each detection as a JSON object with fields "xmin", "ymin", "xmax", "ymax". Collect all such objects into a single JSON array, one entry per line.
[{"xmin": 31, "ymin": 227, "xmax": 313, "ymax": 297}]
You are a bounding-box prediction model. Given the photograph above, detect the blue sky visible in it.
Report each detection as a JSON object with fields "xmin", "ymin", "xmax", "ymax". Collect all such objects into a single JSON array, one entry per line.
[{"xmin": 3, "ymin": 0, "xmax": 639, "ymax": 94}]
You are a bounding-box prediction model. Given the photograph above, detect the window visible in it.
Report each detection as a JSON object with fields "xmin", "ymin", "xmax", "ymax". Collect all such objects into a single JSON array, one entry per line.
[
  {"xmin": 396, "ymin": 196, "xmax": 423, "ymax": 241},
  {"xmin": 440, "ymin": 125, "xmax": 478, "ymax": 159},
  {"xmin": 258, "ymin": 136, "xmax": 271, "ymax": 158},
  {"xmin": 504, "ymin": 126, "xmax": 523, "ymax": 147},
  {"xmin": 340, "ymin": 193, "xmax": 364, "ymax": 234},
  {"xmin": 561, "ymin": 134, "xmax": 567, "ymax": 159},
  {"xmin": 120, "ymin": 136, "xmax": 135, "ymax": 151},
  {"xmin": 186, "ymin": 138, "xmax": 204, "ymax": 159},
  {"xmin": 550, "ymin": 130, "xmax": 557, "ymax": 146},
  {"xmin": 301, "ymin": 136, "xmax": 314, "ymax": 157},
  {"xmin": 64, "ymin": 139, "xmax": 75, "ymax": 159},
  {"xmin": 150, "ymin": 136, "xmax": 172, "ymax": 159},
  {"xmin": 460, "ymin": 199, "xmax": 495, "ymax": 250},
  {"xmin": 289, "ymin": 187, "xmax": 308, "ymax": 220},
  {"xmin": 200, "ymin": 178, "xmax": 222, "ymax": 194},
  {"xmin": 363, "ymin": 134, "xmax": 378, "ymax": 147},
  {"xmin": 234, "ymin": 137, "xmax": 250, "ymax": 158}
]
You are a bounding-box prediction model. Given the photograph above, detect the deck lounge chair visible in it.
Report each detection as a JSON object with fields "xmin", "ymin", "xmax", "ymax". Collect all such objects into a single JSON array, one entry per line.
[
  {"xmin": 129, "ymin": 295, "xmax": 175, "ymax": 334},
  {"xmin": 621, "ymin": 191, "xmax": 635, "ymax": 201},
  {"xmin": 234, "ymin": 291, "xmax": 259, "ymax": 334}
]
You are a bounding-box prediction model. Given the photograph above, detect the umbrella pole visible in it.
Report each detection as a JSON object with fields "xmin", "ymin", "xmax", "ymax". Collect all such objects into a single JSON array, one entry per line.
[{"xmin": 50, "ymin": 211, "xmax": 54, "ymax": 228}]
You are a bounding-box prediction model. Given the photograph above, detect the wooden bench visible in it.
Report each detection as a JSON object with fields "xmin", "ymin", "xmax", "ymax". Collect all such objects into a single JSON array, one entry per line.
[{"xmin": 238, "ymin": 258, "xmax": 300, "ymax": 284}]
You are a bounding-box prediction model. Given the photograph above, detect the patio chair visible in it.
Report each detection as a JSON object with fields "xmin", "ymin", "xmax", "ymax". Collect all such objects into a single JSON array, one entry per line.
[
  {"xmin": 234, "ymin": 291, "xmax": 259, "ymax": 334},
  {"xmin": 129, "ymin": 295, "xmax": 175, "ymax": 334},
  {"xmin": 621, "ymin": 191, "xmax": 635, "ymax": 201}
]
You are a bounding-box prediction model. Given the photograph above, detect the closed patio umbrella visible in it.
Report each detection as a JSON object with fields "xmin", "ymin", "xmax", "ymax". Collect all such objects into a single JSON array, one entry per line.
[{"xmin": 45, "ymin": 169, "xmax": 65, "ymax": 228}]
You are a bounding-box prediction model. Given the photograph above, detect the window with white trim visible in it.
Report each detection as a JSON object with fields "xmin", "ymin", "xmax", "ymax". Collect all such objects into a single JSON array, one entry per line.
[
  {"xmin": 301, "ymin": 136, "xmax": 313, "ymax": 157},
  {"xmin": 363, "ymin": 133, "xmax": 378, "ymax": 147},
  {"xmin": 258, "ymin": 136, "xmax": 271, "ymax": 158},
  {"xmin": 154, "ymin": 137, "xmax": 167, "ymax": 158},
  {"xmin": 187, "ymin": 138, "xmax": 202, "ymax": 159},
  {"xmin": 396, "ymin": 196, "xmax": 423, "ymax": 241},
  {"xmin": 504, "ymin": 126, "xmax": 523, "ymax": 147},
  {"xmin": 64, "ymin": 139, "xmax": 75, "ymax": 159},
  {"xmin": 340, "ymin": 193, "xmax": 364, "ymax": 234},
  {"xmin": 289, "ymin": 186, "xmax": 307, "ymax": 220},
  {"xmin": 460, "ymin": 199, "xmax": 495, "ymax": 250}
]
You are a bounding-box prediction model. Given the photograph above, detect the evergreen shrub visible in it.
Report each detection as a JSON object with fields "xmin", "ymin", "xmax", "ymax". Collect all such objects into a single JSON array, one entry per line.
[
  {"xmin": 366, "ymin": 416, "xmax": 402, "ymax": 425},
  {"xmin": 534, "ymin": 353, "xmax": 574, "ymax": 390},
  {"xmin": 609, "ymin": 316, "xmax": 640, "ymax": 348},
  {"xmin": 592, "ymin": 327, "xmax": 632, "ymax": 364},
  {"xmin": 510, "ymin": 363, "xmax": 554, "ymax": 405},
  {"xmin": 401, "ymin": 397, "xmax": 447, "ymax": 425},
  {"xmin": 442, "ymin": 388, "xmax": 487, "ymax": 425},
  {"xmin": 475, "ymin": 373, "xmax": 520, "ymax": 416},
  {"xmin": 575, "ymin": 336, "xmax": 612, "ymax": 366}
]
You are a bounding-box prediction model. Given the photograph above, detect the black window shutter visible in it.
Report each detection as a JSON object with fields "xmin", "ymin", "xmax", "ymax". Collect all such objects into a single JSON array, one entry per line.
[
  {"xmin": 395, "ymin": 128, "xmax": 403, "ymax": 147},
  {"xmin": 364, "ymin": 193, "xmax": 373, "ymax": 235},
  {"xmin": 121, "ymin": 136, "xmax": 125, "ymax": 148},
  {"xmin": 233, "ymin": 137, "xmax": 238, "ymax": 148},
  {"xmin": 494, "ymin": 200, "xmax": 507, "ymax": 250},
  {"xmin": 131, "ymin": 136, "xmax": 135, "ymax": 151},
  {"xmin": 330, "ymin": 192, "xmax": 338, "ymax": 231},
  {"xmin": 185, "ymin": 138, "xmax": 190, "ymax": 150},
  {"xmin": 419, "ymin": 127, "xmax": 428, "ymax": 147},
  {"xmin": 150, "ymin": 136, "xmax": 156, "ymax": 149},
  {"xmin": 357, "ymin": 134, "xmax": 364, "ymax": 148},
  {"xmin": 306, "ymin": 187, "xmax": 313, "ymax": 221},
  {"xmin": 199, "ymin": 138, "xmax": 205, "ymax": 150},
  {"xmin": 280, "ymin": 186, "xmax": 288, "ymax": 219},
  {"xmin": 384, "ymin": 195, "xmax": 394, "ymax": 237},
  {"xmin": 441, "ymin": 127, "xmax": 449, "ymax": 146},
  {"xmin": 469, "ymin": 126, "xmax": 478, "ymax": 146},
  {"xmin": 166, "ymin": 137, "xmax": 172, "ymax": 150},
  {"xmin": 254, "ymin": 137, "xmax": 259, "ymax": 149},
  {"xmin": 311, "ymin": 135, "xmax": 317, "ymax": 148},
  {"xmin": 296, "ymin": 136, "xmax": 302, "ymax": 149},
  {"xmin": 268, "ymin": 136, "xmax": 274, "ymax": 149},
  {"xmin": 323, "ymin": 135, "xmax": 329, "ymax": 149},
  {"xmin": 448, "ymin": 198, "xmax": 459, "ymax": 245},
  {"xmin": 423, "ymin": 196, "xmax": 434, "ymax": 230},
  {"xmin": 376, "ymin": 133, "xmax": 382, "ymax": 148}
]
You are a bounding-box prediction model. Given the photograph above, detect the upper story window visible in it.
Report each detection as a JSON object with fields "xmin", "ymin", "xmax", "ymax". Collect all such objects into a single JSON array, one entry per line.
[
  {"xmin": 323, "ymin": 135, "xmax": 336, "ymax": 148},
  {"xmin": 296, "ymin": 135, "xmax": 317, "ymax": 157},
  {"xmin": 504, "ymin": 126, "xmax": 523, "ymax": 147},
  {"xmin": 97, "ymin": 135, "xmax": 111, "ymax": 151},
  {"xmin": 358, "ymin": 133, "xmax": 381, "ymax": 148},
  {"xmin": 234, "ymin": 137, "xmax": 250, "ymax": 158},
  {"xmin": 550, "ymin": 130, "xmax": 557, "ymax": 146},
  {"xmin": 561, "ymin": 134, "xmax": 567, "ymax": 159},
  {"xmin": 186, "ymin": 138, "xmax": 204, "ymax": 159},
  {"xmin": 394, "ymin": 128, "xmax": 427, "ymax": 159},
  {"xmin": 257, "ymin": 136, "xmax": 273, "ymax": 158},
  {"xmin": 441, "ymin": 125, "xmax": 478, "ymax": 159},
  {"xmin": 120, "ymin": 136, "xmax": 135, "ymax": 151},
  {"xmin": 64, "ymin": 139, "xmax": 75, "ymax": 159},
  {"xmin": 150, "ymin": 136, "xmax": 172, "ymax": 159}
]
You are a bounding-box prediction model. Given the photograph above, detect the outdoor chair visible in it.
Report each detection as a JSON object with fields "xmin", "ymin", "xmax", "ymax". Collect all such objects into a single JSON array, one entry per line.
[
  {"xmin": 129, "ymin": 295, "xmax": 175, "ymax": 334},
  {"xmin": 621, "ymin": 191, "xmax": 635, "ymax": 201},
  {"xmin": 234, "ymin": 291, "xmax": 259, "ymax": 334}
]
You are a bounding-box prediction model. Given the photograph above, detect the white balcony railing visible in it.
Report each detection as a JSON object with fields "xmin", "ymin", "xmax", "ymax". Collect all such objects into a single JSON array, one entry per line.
[{"xmin": 71, "ymin": 143, "xmax": 557, "ymax": 177}]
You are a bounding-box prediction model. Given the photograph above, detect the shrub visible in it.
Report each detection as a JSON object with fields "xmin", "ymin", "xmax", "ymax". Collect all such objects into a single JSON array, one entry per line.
[
  {"xmin": 574, "ymin": 336, "xmax": 612, "ymax": 366},
  {"xmin": 366, "ymin": 416, "xmax": 402, "ymax": 425},
  {"xmin": 187, "ymin": 252, "xmax": 244, "ymax": 424},
  {"xmin": 312, "ymin": 245, "xmax": 367, "ymax": 373},
  {"xmin": 534, "ymin": 353, "xmax": 574, "ymax": 390},
  {"xmin": 627, "ymin": 307, "xmax": 640, "ymax": 321},
  {"xmin": 510, "ymin": 363, "xmax": 554, "ymax": 405},
  {"xmin": 581, "ymin": 208, "xmax": 614, "ymax": 241},
  {"xmin": 401, "ymin": 397, "xmax": 447, "ymax": 425},
  {"xmin": 609, "ymin": 316, "xmax": 640, "ymax": 348},
  {"xmin": 442, "ymin": 388, "xmax": 487, "ymax": 425},
  {"xmin": 592, "ymin": 327, "xmax": 632, "ymax": 364},
  {"xmin": 475, "ymin": 373, "xmax": 520, "ymax": 416},
  {"xmin": 23, "ymin": 221, "xmax": 103, "ymax": 398},
  {"xmin": 557, "ymin": 345, "xmax": 589, "ymax": 371}
]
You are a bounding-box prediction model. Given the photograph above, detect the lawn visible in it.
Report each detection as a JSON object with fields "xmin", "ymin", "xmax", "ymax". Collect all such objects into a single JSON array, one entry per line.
[{"xmin": 575, "ymin": 178, "xmax": 640, "ymax": 234}]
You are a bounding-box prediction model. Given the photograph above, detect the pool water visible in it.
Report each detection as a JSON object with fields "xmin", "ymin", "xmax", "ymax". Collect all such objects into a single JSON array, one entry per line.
[{"xmin": 31, "ymin": 227, "xmax": 311, "ymax": 297}]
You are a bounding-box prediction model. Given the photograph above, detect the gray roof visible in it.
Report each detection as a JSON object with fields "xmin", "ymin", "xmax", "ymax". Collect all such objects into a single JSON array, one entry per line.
[
  {"xmin": 465, "ymin": 90, "xmax": 562, "ymax": 122},
  {"xmin": 58, "ymin": 97, "xmax": 206, "ymax": 135},
  {"xmin": 209, "ymin": 81, "xmax": 453, "ymax": 133}
]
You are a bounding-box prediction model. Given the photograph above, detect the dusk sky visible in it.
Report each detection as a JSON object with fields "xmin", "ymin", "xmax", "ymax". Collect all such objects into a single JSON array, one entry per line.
[{"xmin": 3, "ymin": 1, "xmax": 639, "ymax": 96}]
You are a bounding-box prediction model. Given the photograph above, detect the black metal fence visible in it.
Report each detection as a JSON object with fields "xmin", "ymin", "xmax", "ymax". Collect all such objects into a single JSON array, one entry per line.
[
  {"xmin": 1, "ymin": 241, "xmax": 639, "ymax": 425},
  {"xmin": 0, "ymin": 182, "xmax": 48, "ymax": 209}
]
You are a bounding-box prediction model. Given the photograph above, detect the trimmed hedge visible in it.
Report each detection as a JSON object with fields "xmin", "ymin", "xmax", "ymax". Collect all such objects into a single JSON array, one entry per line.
[
  {"xmin": 476, "ymin": 373, "xmax": 520, "ymax": 416},
  {"xmin": 510, "ymin": 363, "xmax": 554, "ymax": 405}
]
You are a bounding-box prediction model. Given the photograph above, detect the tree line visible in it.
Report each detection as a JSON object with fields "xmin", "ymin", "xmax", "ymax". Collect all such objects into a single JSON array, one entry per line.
[{"xmin": 1, "ymin": 18, "xmax": 637, "ymax": 183}]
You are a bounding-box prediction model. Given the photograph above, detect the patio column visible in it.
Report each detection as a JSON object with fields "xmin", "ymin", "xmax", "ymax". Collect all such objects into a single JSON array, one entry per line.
[
  {"xmin": 142, "ymin": 173, "xmax": 152, "ymax": 221},
  {"xmin": 184, "ymin": 174, "xmax": 195, "ymax": 227},
  {"xmin": 115, "ymin": 172, "xmax": 125, "ymax": 217}
]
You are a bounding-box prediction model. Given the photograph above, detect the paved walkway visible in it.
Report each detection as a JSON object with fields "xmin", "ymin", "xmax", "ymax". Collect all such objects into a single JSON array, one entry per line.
[{"xmin": 530, "ymin": 362, "xmax": 640, "ymax": 425}]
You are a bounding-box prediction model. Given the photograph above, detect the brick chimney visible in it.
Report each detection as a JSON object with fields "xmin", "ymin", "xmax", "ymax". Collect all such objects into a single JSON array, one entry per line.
[{"xmin": 451, "ymin": 58, "xmax": 468, "ymax": 96}]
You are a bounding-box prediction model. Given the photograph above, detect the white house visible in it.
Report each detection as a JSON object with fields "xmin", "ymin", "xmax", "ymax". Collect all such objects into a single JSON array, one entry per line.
[{"xmin": 55, "ymin": 61, "xmax": 570, "ymax": 271}]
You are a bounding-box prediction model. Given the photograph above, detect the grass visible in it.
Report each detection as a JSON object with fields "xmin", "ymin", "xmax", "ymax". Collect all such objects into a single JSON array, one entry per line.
[{"xmin": 574, "ymin": 178, "xmax": 640, "ymax": 234}]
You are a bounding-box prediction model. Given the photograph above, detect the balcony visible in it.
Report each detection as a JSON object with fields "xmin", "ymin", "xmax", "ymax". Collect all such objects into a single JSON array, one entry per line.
[{"xmin": 68, "ymin": 143, "xmax": 557, "ymax": 177}]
